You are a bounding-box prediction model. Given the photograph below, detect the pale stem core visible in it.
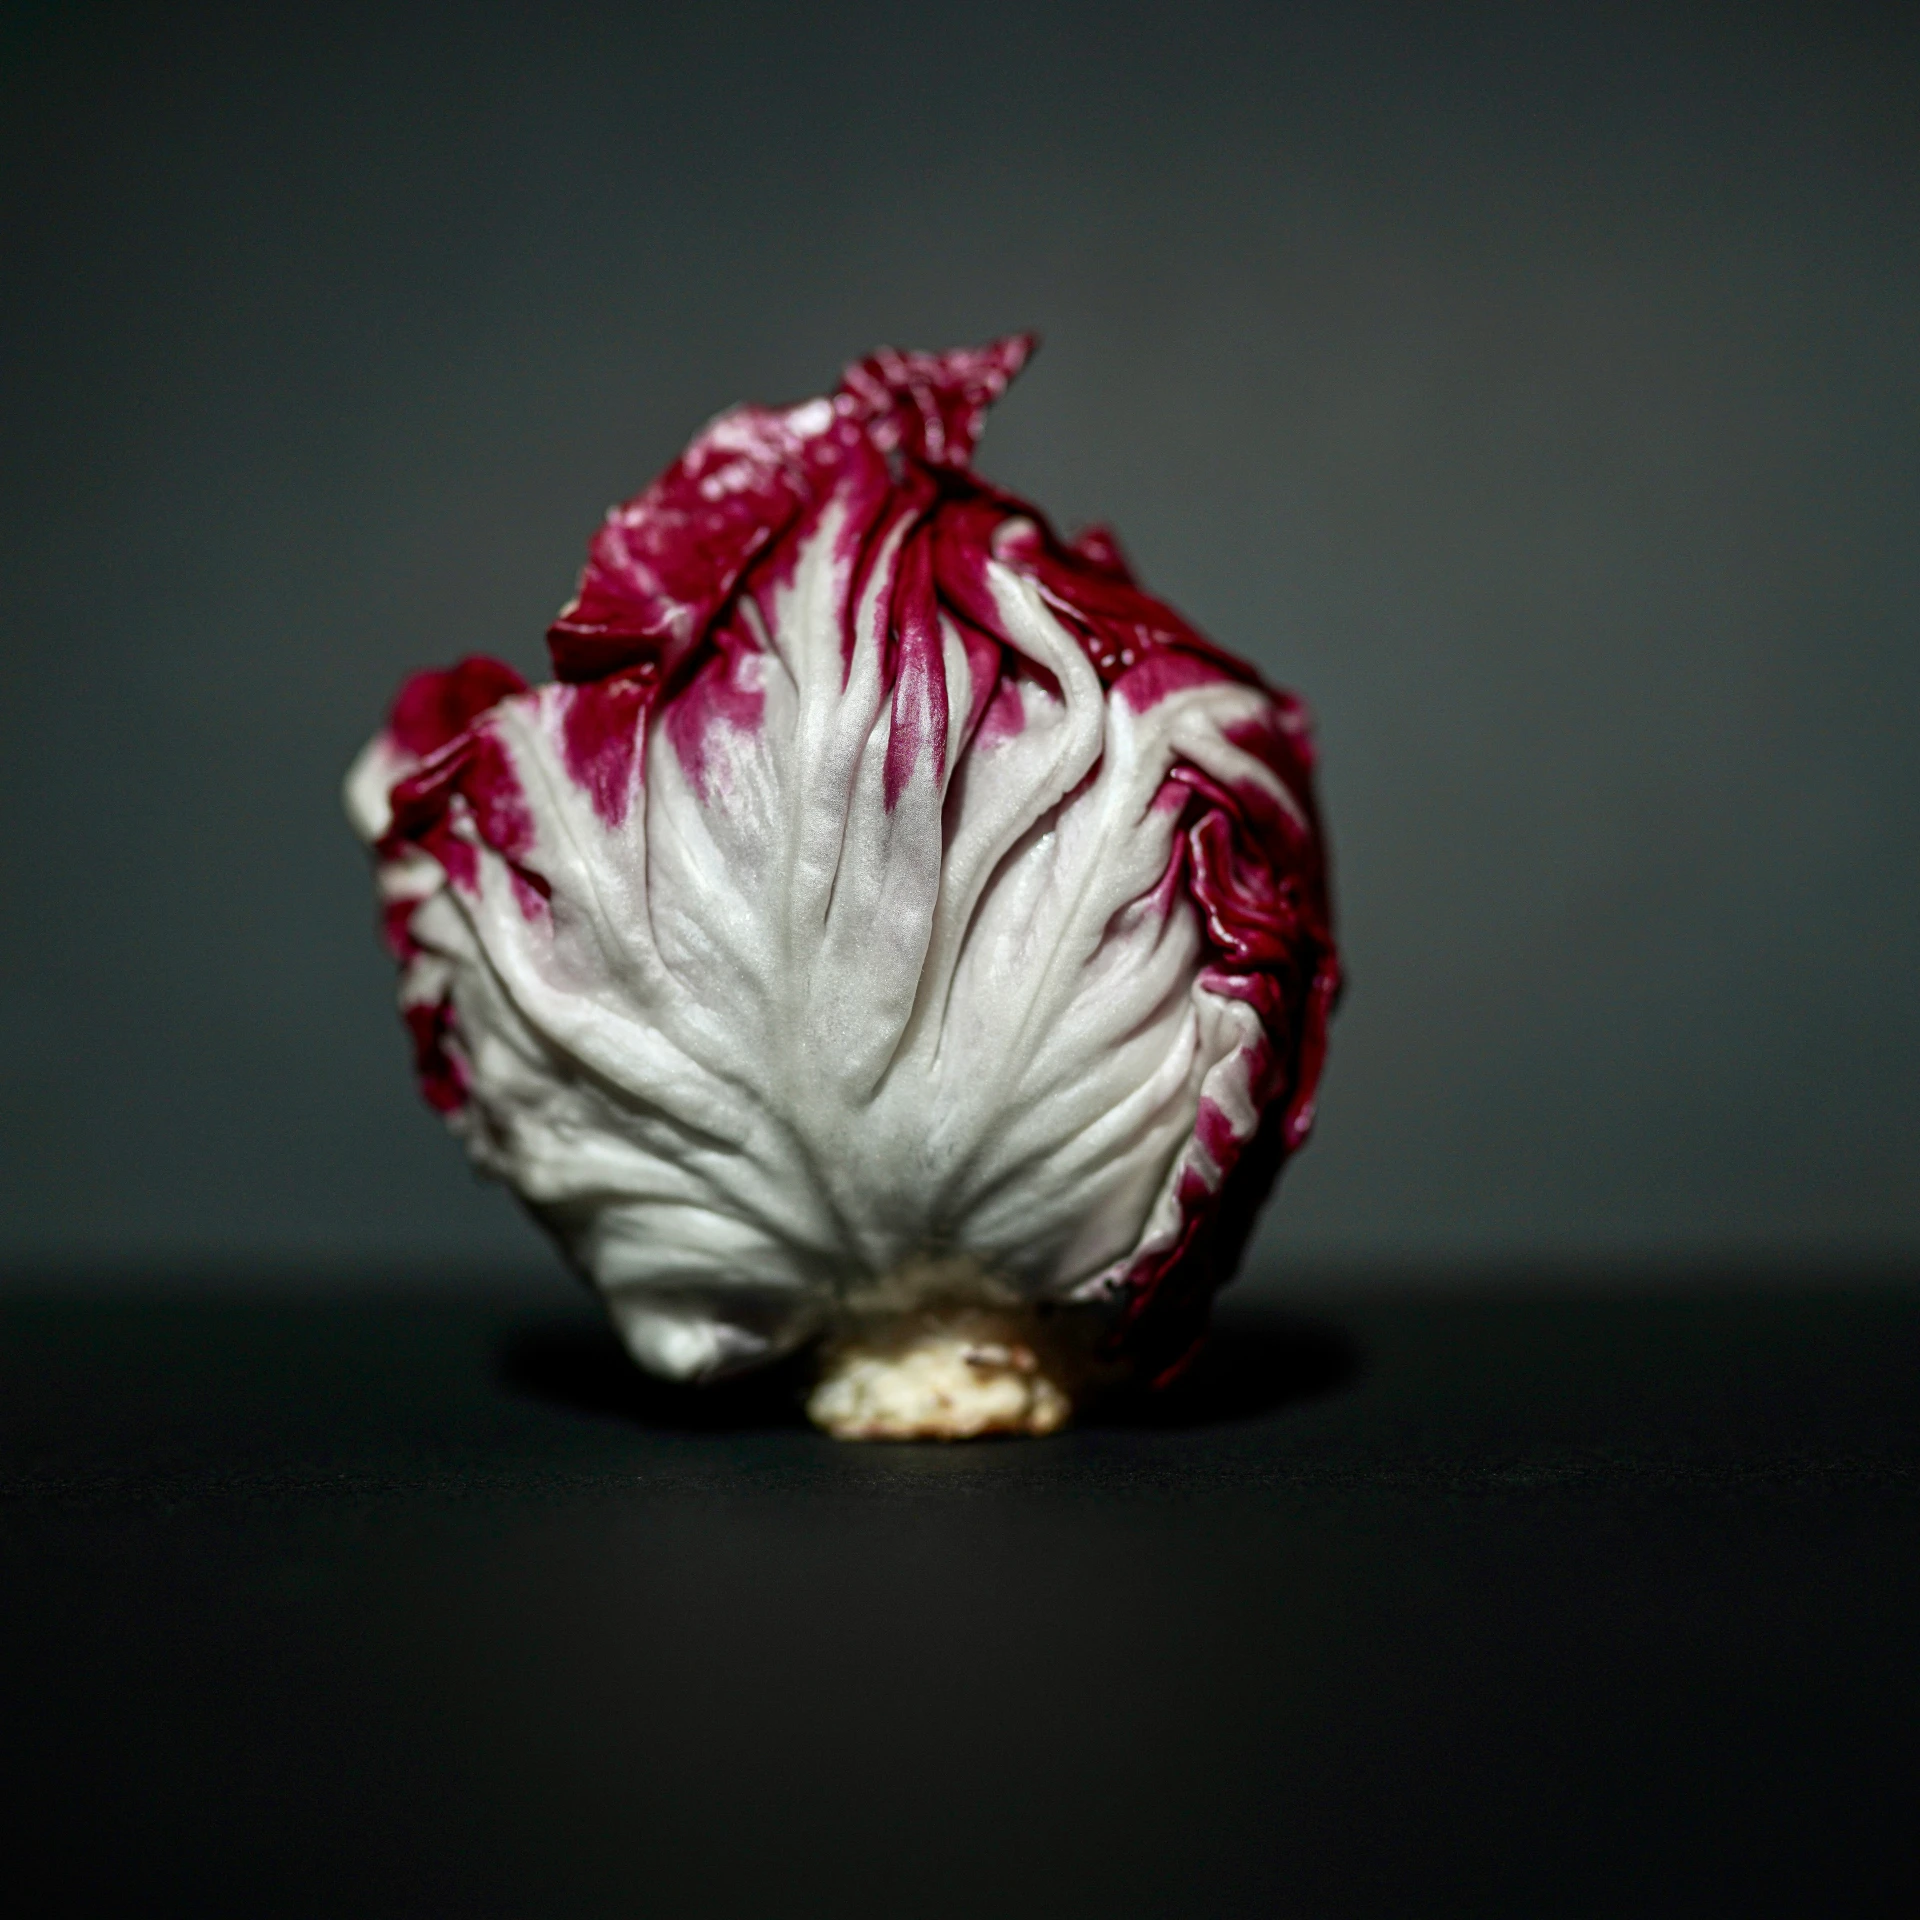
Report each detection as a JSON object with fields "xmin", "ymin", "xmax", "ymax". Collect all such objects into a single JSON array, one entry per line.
[{"xmin": 805, "ymin": 1260, "xmax": 1114, "ymax": 1442}]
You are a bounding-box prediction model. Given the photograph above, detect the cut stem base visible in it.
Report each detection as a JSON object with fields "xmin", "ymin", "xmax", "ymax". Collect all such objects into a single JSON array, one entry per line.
[{"xmin": 806, "ymin": 1303, "xmax": 1090, "ymax": 1441}]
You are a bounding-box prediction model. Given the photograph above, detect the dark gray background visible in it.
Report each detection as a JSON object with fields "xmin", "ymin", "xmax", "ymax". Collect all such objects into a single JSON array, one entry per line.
[{"xmin": 2, "ymin": 1, "xmax": 1915, "ymax": 1281}]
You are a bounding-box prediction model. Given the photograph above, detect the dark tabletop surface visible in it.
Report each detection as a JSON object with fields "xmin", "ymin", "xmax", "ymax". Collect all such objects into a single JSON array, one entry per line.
[{"xmin": 2, "ymin": 1278, "xmax": 1916, "ymax": 1918}]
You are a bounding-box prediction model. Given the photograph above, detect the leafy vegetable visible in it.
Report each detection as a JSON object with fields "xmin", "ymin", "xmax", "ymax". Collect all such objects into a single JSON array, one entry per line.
[{"xmin": 346, "ymin": 339, "xmax": 1337, "ymax": 1429}]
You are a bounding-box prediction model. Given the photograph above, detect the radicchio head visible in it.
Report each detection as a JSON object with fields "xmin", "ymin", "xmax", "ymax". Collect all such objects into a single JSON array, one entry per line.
[{"xmin": 345, "ymin": 339, "xmax": 1338, "ymax": 1437}]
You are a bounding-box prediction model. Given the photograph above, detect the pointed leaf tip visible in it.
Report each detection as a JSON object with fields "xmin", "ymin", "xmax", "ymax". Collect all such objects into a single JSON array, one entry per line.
[{"xmin": 838, "ymin": 333, "xmax": 1039, "ymax": 469}]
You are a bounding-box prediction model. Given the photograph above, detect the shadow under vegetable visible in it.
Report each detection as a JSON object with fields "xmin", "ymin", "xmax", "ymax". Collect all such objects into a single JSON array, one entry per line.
[{"xmin": 495, "ymin": 1304, "xmax": 1361, "ymax": 1436}]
